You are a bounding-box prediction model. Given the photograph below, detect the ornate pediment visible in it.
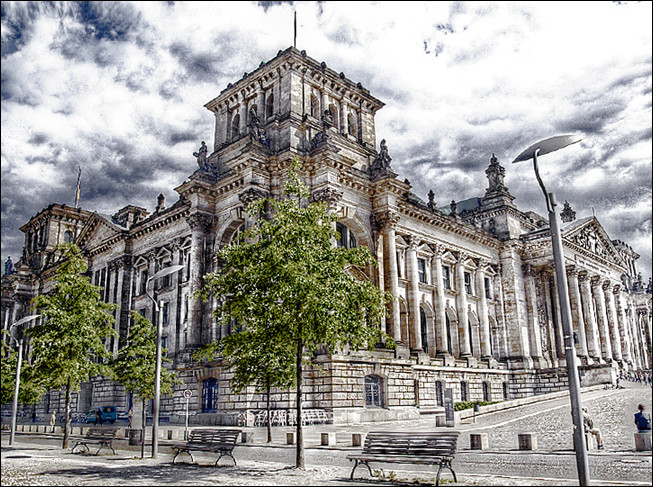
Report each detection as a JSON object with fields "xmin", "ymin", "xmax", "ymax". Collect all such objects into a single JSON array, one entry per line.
[
  {"xmin": 564, "ymin": 218, "xmax": 624, "ymax": 267},
  {"xmin": 77, "ymin": 214, "xmax": 123, "ymax": 251}
]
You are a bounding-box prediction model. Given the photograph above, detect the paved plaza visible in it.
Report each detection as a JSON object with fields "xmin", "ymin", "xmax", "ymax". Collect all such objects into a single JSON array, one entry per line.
[{"xmin": 2, "ymin": 382, "xmax": 651, "ymax": 486}]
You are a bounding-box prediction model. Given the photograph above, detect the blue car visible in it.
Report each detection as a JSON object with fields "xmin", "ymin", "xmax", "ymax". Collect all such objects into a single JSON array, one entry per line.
[{"xmin": 86, "ymin": 406, "xmax": 119, "ymax": 424}]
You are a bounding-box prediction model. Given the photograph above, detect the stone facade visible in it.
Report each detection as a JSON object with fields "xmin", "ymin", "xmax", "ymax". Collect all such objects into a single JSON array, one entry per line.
[{"xmin": 2, "ymin": 47, "xmax": 652, "ymax": 425}]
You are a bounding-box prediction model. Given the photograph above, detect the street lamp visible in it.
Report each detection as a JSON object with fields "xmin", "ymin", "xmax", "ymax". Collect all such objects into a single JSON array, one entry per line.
[
  {"xmin": 513, "ymin": 135, "xmax": 590, "ymax": 486},
  {"xmin": 145, "ymin": 264, "xmax": 184, "ymax": 458},
  {"xmin": 8, "ymin": 314, "xmax": 41, "ymax": 445}
]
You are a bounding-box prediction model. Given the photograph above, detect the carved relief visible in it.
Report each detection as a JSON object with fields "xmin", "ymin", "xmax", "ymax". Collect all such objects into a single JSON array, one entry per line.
[
  {"xmin": 371, "ymin": 210, "xmax": 400, "ymax": 230},
  {"xmin": 311, "ymin": 187, "xmax": 343, "ymax": 205},
  {"xmin": 238, "ymin": 187, "xmax": 268, "ymax": 206}
]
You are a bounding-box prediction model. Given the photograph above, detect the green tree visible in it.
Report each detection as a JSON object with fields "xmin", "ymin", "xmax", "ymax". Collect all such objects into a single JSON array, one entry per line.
[
  {"xmin": 1, "ymin": 335, "xmax": 45, "ymax": 406},
  {"xmin": 199, "ymin": 162, "xmax": 390, "ymax": 469},
  {"xmin": 30, "ymin": 243, "xmax": 117, "ymax": 448},
  {"xmin": 110, "ymin": 311, "xmax": 177, "ymax": 457}
]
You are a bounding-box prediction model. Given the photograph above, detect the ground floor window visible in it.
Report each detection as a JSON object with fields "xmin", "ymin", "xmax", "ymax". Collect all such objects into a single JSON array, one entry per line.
[
  {"xmin": 435, "ymin": 381, "xmax": 444, "ymax": 406},
  {"xmin": 460, "ymin": 381, "xmax": 468, "ymax": 402},
  {"xmin": 202, "ymin": 378, "xmax": 219, "ymax": 413},
  {"xmin": 482, "ymin": 381, "xmax": 491, "ymax": 402},
  {"xmin": 365, "ymin": 375, "xmax": 384, "ymax": 407}
]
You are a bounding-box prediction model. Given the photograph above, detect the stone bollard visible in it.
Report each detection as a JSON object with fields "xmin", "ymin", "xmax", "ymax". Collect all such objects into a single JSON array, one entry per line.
[
  {"xmin": 241, "ymin": 432, "xmax": 253, "ymax": 443},
  {"xmin": 320, "ymin": 432, "xmax": 336, "ymax": 446},
  {"xmin": 128, "ymin": 429, "xmax": 142, "ymax": 446},
  {"xmin": 352, "ymin": 433, "xmax": 363, "ymax": 447},
  {"xmin": 634, "ymin": 432, "xmax": 652, "ymax": 451},
  {"xmin": 470, "ymin": 433, "xmax": 489, "ymax": 450},
  {"xmin": 286, "ymin": 432, "xmax": 295, "ymax": 445},
  {"xmin": 584, "ymin": 433, "xmax": 597, "ymax": 451},
  {"xmin": 518, "ymin": 433, "xmax": 537, "ymax": 450}
]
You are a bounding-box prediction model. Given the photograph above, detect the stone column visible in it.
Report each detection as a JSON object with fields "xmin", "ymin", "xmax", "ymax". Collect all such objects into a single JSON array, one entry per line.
[
  {"xmin": 376, "ymin": 211, "xmax": 400, "ymax": 343},
  {"xmin": 338, "ymin": 99, "xmax": 346, "ymax": 135},
  {"xmin": 187, "ymin": 213, "xmax": 211, "ymax": 348},
  {"xmin": 523, "ymin": 264, "xmax": 543, "ymax": 361},
  {"xmin": 239, "ymin": 93, "xmax": 248, "ymax": 136},
  {"xmin": 542, "ymin": 271, "xmax": 560, "ymax": 367},
  {"xmin": 405, "ymin": 235, "xmax": 422, "ymax": 352},
  {"xmin": 592, "ymin": 277, "xmax": 612, "ymax": 361},
  {"xmin": 493, "ymin": 272, "xmax": 509, "ymax": 360},
  {"xmin": 256, "ymin": 84, "xmax": 265, "ymax": 117},
  {"xmin": 431, "ymin": 245, "xmax": 448, "ymax": 355},
  {"xmin": 579, "ymin": 272, "xmax": 601, "ymax": 361},
  {"xmin": 614, "ymin": 286, "xmax": 633, "ymax": 365},
  {"xmin": 567, "ymin": 267, "xmax": 589, "ymax": 361},
  {"xmin": 604, "ymin": 281, "xmax": 622, "ymax": 362},
  {"xmin": 456, "ymin": 253, "xmax": 471, "ymax": 356},
  {"xmin": 628, "ymin": 303, "xmax": 643, "ymax": 370},
  {"xmin": 476, "ymin": 265, "xmax": 491, "ymax": 359}
]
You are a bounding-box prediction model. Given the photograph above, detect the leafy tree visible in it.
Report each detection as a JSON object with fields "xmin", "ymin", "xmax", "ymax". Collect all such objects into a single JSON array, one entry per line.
[
  {"xmin": 199, "ymin": 162, "xmax": 390, "ymax": 469},
  {"xmin": 1, "ymin": 334, "xmax": 46, "ymax": 406},
  {"xmin": 30, "ymin": 243, "xmax": 117, "ymax": 448},
  {"xmin": 110, "ymin": 311, "xmax": 178, "ymax": 457}
]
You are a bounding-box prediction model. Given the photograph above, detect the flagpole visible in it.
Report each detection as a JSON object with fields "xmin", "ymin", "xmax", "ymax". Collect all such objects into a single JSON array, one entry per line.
[
  {"xmin": 74, "ymin": 166, "xmax": 81, "ymax": 208},
  {"xmin": 294, "ymin": 10, "xmax": 297, "ymax": 48}
]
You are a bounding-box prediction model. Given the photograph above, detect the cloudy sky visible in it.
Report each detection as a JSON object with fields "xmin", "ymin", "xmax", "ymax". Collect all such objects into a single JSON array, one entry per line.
[{"xmin": 1, "ymin": 1, "xmax": 651, "ymax": 281}]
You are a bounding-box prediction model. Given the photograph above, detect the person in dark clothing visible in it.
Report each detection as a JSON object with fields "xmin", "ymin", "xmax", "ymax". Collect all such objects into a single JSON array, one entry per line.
[
  {"xmin": 95, "ymin": 409, "xmax": 103, "ymax": 426},
  {"xmin": 635, "ymin": 404, "xmax": 651, "ymax": 432}
]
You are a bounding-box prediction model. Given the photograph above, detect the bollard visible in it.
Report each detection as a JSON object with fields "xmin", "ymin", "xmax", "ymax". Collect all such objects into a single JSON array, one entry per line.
[
  {"xmin": 286, "ymin": 432, "xmax": 295, "ymax": 445},
  {"xmin": 584, "ymin": 433, "xmax": 596, "ymax": 451},
  {"xmin": 634, "ymin": 432, "xmax": 652, "ymax": 451},
  {"xmin": 352, "ymin": 433, "xmax": 362, "ymax": 447},
  {"xmin": 470, "ymin": 433, "xmax": 489, "ymax": 450},
  {"xmin": 241, "ymin": 431, "xmax": 252, "ymax": 443},
  {"xmin": 518, "ymin": 433, "xmax": 537, "ymax": 450}
]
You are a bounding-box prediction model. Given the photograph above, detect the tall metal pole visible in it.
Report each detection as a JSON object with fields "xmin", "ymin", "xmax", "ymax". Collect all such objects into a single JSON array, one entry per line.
[
  {"xmin": 533, "ymin": 150, "xmax": 590, "ymax": 486},
  {"xmin": 152, "ymin": 299, "xmax": 163, "ymax": 458},
  {"xmin": 9, "ymin": 337, "xmax": 24, "ymax": 446}
]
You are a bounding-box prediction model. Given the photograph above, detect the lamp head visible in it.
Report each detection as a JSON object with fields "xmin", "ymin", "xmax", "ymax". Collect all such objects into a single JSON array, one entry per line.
[{"xmin": 512, "ymin": 135, "xmax": 582, "ymax": 163}]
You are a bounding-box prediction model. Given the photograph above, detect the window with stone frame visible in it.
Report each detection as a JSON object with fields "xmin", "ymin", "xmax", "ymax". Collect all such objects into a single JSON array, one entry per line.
[
  {"xmin": 336, "ymin": 222, "xmax": 357, "ymax": 249},
  {"xmin": 420, "ymin": 306, "xmax": 429, "ymax": 353},
  {"xmin": 310, "ymin": 94, "xmax": 320, "ymax": 118},
  {"xmin": 464, "ymin": 271, "xmax": 472, "ymax": 294},
  {"xmin": 265, "ymin": 93, "xmax": 274, "ymax": 120},
  {"xmin": 418, "ymin": 258, "xmax": 427, "ymax": 284},
  {"xmin": 231, "ymin": 113, "xmax": 240, "ymax": 140},
  {"xmin": 64, "ymin": 230, "xmax": 73, "ymax": 243},
  {"xmin": 442, "ymin": 265, "xmax": 451, "ymax": 289},
  {"xmin": 435, "ymin": 380, "xmax": 444, "ymax": 406},
  {"xmin": 162, "ymin": 302, "xmax": 169, "ymax": 325},
  {"xmin": 347, "ymin": 112, "xmax": 357, "ymax": 137},
  {"xmin": 139, "ymin": 269, "xmax": 149, "ymax": 295},
  {"xmin": 445, "ymin": 313, "xmax": 453, "ymax": 354},
  {"xmin": 365, "ymin": 375, "xmax": 384, "ymax": 408},
  {"xmin": 460, "ymin": 381, "xmax": 468, "ymax": 402},
  {"xmin": 484, "ymin": 277, "xmax": 492, "ymax": 299},
  {"xmin": 482, "ymin": 381, "xmax": 491, "ymax": 402}
]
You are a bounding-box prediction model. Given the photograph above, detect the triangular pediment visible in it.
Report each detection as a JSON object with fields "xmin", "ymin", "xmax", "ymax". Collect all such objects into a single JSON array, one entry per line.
[
  {"xmin": 564, "ymin": 217, "xmax": 624, "ymax": 267},
  {"xmin": 77, "ymin": 213, "xmax": 124, "ymax": 250}
]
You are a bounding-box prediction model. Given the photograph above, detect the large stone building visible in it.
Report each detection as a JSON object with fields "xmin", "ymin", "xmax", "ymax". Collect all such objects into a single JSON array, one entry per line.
[{"xmin": 2, "ymin": 47, "xmax": 651, "ymax": 425}]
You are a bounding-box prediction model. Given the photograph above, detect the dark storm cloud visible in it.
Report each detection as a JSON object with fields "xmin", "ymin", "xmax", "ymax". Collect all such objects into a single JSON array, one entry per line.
[
  {"xmin": 169, "ymin": 38, "xmax": 241, "ymax": 84},
  {"xmin": 326, "ymin": 24, "xmax": 360, "ymax": 46},
  {"xmin": 257, "ymin": 1, "xmax": 294, "ymax": 13},
  {"xmin": 27, "ymin": 132, "xmax": 49, "ymax": 145}
]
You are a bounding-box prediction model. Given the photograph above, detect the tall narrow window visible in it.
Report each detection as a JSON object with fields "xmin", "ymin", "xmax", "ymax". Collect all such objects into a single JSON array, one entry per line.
[
  {"xmin": 482, "ymin": 382, "xmax": 490, "ymax": 402},
  {"xmin": 336, "ymin": 222, "xmax": 357, "ymax": 249},
  {"xmin": 418, "ymin": 258, "xmax": 427, "ymax": 284},
  {"xmin": 310, "ymin": 94, "xmax": 319, "ymax": 118},
  {"xmin": 464, "ymin": 272, "xmax": 472, "ymax": 294},
  {"xmin": 265, "ymin": 93, "xmax": 274, "ymax": 120},
  {"xmin": 347, "ymin": 113, "xmax": 357, "ymax": 137},
  {"xmin": 460, "ymin": 381, "xmax": 468, "ymax": 402},
  {"xmin": 231, "ymin": 114, "xmax": 240, "ymax": 140},
  {"xmin": 435, "ymin": 381, "xmax": 444, "ymax": 406},
  {"xmin": 443, "ymin": 266, "xmax": 451, "ymax": 290},
  {"xmin": 162, "ymin": 302, "xmax": 169, "ymax": 325},
  {"xmin": 445, "ymin": 314, "xmax": 453, "ymax": 354},
  {"xmin": 202, "ymin": 378, "xmax": 219, "ymax": 413},
  {"xmin": 485, "ymin": 277, "xmax": 492, "ymax": 299},
  {"xmin": 140, "ymin": 269, "xmax": 149, "ymax": 295},
  {"xmin": 420, "ymin": 307, "xmax": 429, "ymax": 353},
  {"xmin": 63, "ymin": 230, "xmax": 73, "ymax": 243},
  {"xmin": 365, "ymin": 375, "xmax": 383, "ymax": 407}
]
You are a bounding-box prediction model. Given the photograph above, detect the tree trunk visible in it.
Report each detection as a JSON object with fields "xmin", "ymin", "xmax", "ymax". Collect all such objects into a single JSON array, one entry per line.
[
  {"xmin": 141, "ymin": 398, "xmax": 146, "ymax": 459},
  {"xmin": 295, "ymin": 336, "xmax": 304, "ymax": 469},
  {"xmin": 62, "ymin": 378, "xmax": 71, "ymax": 449},
  {"xmin": 266, "ymin": 377, "xmax": 272, "ymax": 443}
]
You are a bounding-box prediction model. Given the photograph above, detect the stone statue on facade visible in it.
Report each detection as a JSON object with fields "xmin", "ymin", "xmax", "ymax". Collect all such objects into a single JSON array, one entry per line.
[
  {"xmin": 321, "ymin": 109, "xmax": 334, "ymax": 130},
  {"xmin": 369, "ymin": 139, "xmax": 397, "ymax": 180},
  {"xmin": 248, "ymin": 107, "xmax": 270, "ymax": 148},
  {"xmin": 193, "ymin": 141, "xmax": 208, "ymax": 170},
  {"xmin": 4, "ymin": 256, "xmax": 14, "ymax": 276}
]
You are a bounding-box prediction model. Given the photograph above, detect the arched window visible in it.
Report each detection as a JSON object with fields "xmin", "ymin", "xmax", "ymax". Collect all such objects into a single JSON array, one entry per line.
[
  {"xmin": 347, "ymin": 112, "xmax": 357, "ymax": 137},
  {"xmin": 336, "ymin": 222, "xmax": 357, "ymax": 249},
  {"xmin": 230, "ymin": 223, "xmax": 245, "ymax": 245},
  {"xmin": 328, "ymin": 104, "xmax": 338, "ymax": 130},
  {"xmin": 310, "ymin": 94, "xmax": 320, "ymax": 118},
  {"xmin": 365, "ymin": 375, "xmax": 383, "ymax": 407},
  {"xmin": 265, "ymin": 94, "xmax": 274, "ymax": 120},
  {"xmin": 64, "ymin": 230, "xmax": 73, "ymax": 243},
  {"xmin": 482, "ymin": 382, "xmax": 490, "ymax": 402},
  {"xmin": 231, "ymin": 114, "xmax": 240, "ymax": 140},
  {"xmin": 202, "ymin": 378, "xmax": 219, "ymax": 413},
  {"xmin": 420, "ymin": 306, "xmax": 428, "ymax": 353},
  {"xmin": 460, "ymin": 381, "xmax": 468, "ymax": 402},
  {"xmin": 435, "ymin": 381, "xmax": 444, "ymax": 407}
]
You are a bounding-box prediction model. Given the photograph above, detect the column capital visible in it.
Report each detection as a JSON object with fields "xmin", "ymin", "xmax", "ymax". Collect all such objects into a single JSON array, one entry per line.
[
  {"xmin": 186, "ymin": 213, "xmax": 213, "ymax": 232},
  {"xmin": 239, "ymin": 187, "xmax": 268, "ymax": 206},
  {"xmin": 566, "ymin": 265, "xmax": 580, "ymax": 277},
  {"xmin": 429, "ymin": 243, "xmax": 444, "ymax": 257},
  {"xmin": 372, "ymin": 210, "xmax": 400, "ymax": 230},
  {"xmin": 601, "ymin": 279, "xmax": 613, "ymax": 291},
  {"xmin": 310, "ymin": 187, "xmax": 342, "ymax": 206},
  {"xmin": 405, "ymin": 234, "xmax": 420, "ymax": 250},
  {"xmin": 590, "ymin": 275, "xmax": 603, "ymax": 287}
]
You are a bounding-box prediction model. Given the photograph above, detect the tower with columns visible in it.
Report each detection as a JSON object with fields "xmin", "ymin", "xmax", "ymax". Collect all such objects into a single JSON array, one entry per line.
[{"xmin": 2, "ymin": 47, "xmax": 651, "ymax": 425}]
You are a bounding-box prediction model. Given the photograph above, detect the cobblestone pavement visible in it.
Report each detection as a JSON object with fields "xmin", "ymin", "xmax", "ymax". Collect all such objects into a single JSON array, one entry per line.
[{"xmin": 2, "ymin": 383, "xmax": 651, "ymax": 486}]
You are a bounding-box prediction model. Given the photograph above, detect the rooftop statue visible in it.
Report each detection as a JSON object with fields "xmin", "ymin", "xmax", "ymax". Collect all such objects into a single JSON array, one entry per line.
[{"xmin": 193, "ymin": 141, "xmax": 208, "ymax": 170}]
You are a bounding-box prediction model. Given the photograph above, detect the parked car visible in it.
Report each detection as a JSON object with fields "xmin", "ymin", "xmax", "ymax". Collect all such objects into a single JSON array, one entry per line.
[{"xmin": 85, "ymin": 406, "xmax": 119, "ymax": 424}]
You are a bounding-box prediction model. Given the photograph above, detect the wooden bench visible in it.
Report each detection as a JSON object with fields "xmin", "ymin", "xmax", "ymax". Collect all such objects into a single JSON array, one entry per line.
[
  {"xmin": 346, "ymin": 431, "xmax": 459, "ymax": 486},
  {"xmin": 171, "ymin": 428, "xmax": 242, "ymax": 466},
  {"xmin": 71, "ymin": 427, "xmax": 118, "ymax": 455}
]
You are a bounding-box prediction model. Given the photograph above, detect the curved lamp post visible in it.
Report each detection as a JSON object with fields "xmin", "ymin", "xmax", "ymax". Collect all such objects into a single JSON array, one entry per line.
[
  {"xmin": 513, "ymin": 135, "xmax": 590, "ymax": 486},
  {"xmin": 145, "ymin": 264, "xmax": 184, "ymax": 458},
  {"xmin": 8, "ymin": 314, "xmax": 41, "ymax": 445}
]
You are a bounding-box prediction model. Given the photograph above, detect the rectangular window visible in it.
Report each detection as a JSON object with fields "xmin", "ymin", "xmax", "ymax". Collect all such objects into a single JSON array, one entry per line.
[
  {"xmin": 417, "ymin": 258, "xmax": 427, "ymax": 284},
  {"xmin": 162, "ymin": 302, "xmax": 169, "ymax": 325},
  {"xmin": 464, "ymin": 272, "xmax": 472, "ymax": 294},
  {"xmin": 442, "ymin": 266, "xmax": 451, "ymax": 290},
  {"xmin": 485, "ymin": 277, "xmax": 492, "ymax": 299},
  {"xmin": 140, "ymin": 269, "xmax": 148, "ymax": 295}
]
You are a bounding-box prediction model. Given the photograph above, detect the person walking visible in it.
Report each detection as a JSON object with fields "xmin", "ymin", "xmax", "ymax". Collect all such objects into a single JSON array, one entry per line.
[
  {"xmin": 49, "ymin": 411, "xmax": 57, "ymax": 433},
  {"xmin": 634, "ymin": 404, "xmax": 651, "ymax": 432},
  {"xmin": 95, "ymin": 409, "xmax": 103, "ymax": 426},
  {"xmin": 582, "ymin": 407, "xmax": 605, "ymax": 450}
]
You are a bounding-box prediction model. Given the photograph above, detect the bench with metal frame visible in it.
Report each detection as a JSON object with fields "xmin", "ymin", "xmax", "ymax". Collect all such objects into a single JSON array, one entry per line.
[
  {"xmin": 346, "ymin": 431, "xmax": 460, "ymax": 486},
  {"xmin": 171, "ymin": 428, "xmax": 242, "ymax": 466},
  {"xmin": 70, "ymin": 427, "xmax": 119, "ymax": 455}
]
